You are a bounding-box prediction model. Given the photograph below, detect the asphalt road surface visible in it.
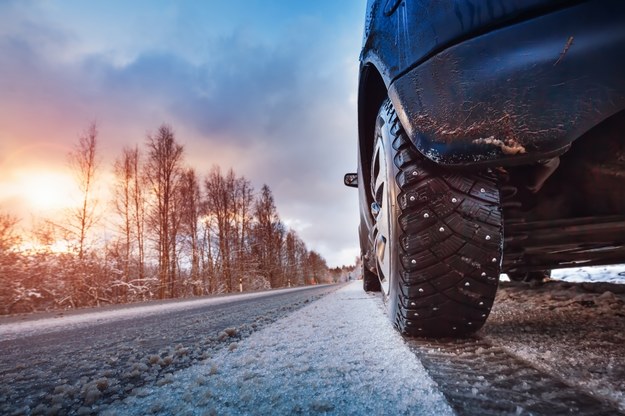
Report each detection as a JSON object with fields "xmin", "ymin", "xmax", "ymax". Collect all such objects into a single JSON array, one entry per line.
[
  {"xmin": 1, "ymin": 279, "xmax": 624, "ymax": 415},
  {"xmin": 0, "ymin": 284, "xmax": 340, "ymax": 415}
]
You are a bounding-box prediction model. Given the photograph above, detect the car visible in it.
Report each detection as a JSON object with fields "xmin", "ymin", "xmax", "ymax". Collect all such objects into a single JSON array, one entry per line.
[{"xmin": 345, "ymin": 0, "xmax": 625, "ymax": 337}]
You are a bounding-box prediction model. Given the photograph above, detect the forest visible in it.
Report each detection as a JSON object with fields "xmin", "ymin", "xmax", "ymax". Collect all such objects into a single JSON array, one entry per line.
[{"xmin": 0, "ymin": 123, "xmax": 347, "ymax": 315}]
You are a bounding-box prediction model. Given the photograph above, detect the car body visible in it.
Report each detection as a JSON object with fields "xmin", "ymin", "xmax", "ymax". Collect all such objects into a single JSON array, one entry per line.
[{"xmin": 348, "ymin": 0, "xmax": 625, "ymax": 336}]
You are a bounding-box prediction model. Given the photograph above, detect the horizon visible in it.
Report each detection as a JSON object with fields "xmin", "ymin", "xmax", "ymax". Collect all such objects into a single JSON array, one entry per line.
[{"xmin": 0, "ymin": 0, "xmax": 366, "ymax": 268}]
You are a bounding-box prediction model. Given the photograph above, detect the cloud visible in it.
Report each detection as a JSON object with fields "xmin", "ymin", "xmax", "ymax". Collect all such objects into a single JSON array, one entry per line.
[{"xmin": 0, "ymin": 1, "xmax": 365, "ymax": 266}]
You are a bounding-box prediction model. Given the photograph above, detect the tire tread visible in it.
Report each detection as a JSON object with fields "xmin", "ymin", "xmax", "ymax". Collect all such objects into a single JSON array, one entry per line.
[{"xmin": 382, "ymin": 101, "xmax": 503, "ymax": 337}]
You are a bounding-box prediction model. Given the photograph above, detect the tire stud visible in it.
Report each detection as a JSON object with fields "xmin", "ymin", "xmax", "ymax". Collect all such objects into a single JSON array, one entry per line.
[
  {"xmin": 418, "ymin": 288, "xmax": 424, "ymax": 293},
  {"xmin": 481, "ymin": 272, "xmax": 486, "ymax": 277},
  {"xmin": 423, "ymin": 212, "xmax": 429, "ymax": 218},
  {"xmin": 412, "ymin": 171, "xmax": 418, "ymax": 176},
  {"xmin": 482, "ymin": 314, "xmax": 486, "ymax": 318},
  {"xmin": 433, "ymin": 307, "xmax": 438, "ymax": 311},
  {"xmin": 418, "ymin": 328, "xmax": 423, "ymax": 331},
  {"xmin": 439, "ymin": 227, "xmax": 445, "ymax": 232},
  {"xmin": 491, "ymin": 257, "xmax": 497, "ymax": 263},
  {"xmin": 485, "ymin": 235, "xmax": 491, "ymax": 240},
  {"xmin": 464, "ymin": 282, "xmax": 470, "ymax": 287},
  {"xmin": 415, "ymin": 312, "xmax": 419, "ymax": 316},
  {"xmin": 452, "ymin": 327, "xmax": 457, "ymax": 330},
  {"xmin": 468, "ymin": 322, "xmax": 473, "ymax": 325},
  {"xmin": 411, "ymin": 302, "xmax": 416, "ymax": 306},
  {"xmin": 409, "ymin": 195, "xmax": 416, "ymax": 202},
  {"xmin": 451, "ymin": 197, "xmax": 457, "ymax": 203},
  {"xmin": 411, "ymin": 259, "xmax": 417, "ymax": 264},
  {"xmin": 480, "ymin": 188, "xmax": 486, "ymax": 193},
  {"xmin": 479, "ymin": 301, "xmax": 484, "ymax": 306}
]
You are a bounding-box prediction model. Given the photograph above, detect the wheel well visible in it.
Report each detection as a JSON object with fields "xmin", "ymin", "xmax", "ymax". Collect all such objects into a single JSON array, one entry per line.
[
  {"xmin": 358, "ymin": 64, "xmax": 387, "ymax": 206},
  {"xmin": 508, "ymin": 109, "xmax": 625, "ymax": 221}
]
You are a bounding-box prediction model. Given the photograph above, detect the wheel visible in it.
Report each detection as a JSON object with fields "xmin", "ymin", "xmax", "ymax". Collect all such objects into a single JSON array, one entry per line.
[
  {"xmin": 370, "ymin": 99, "xmax": 503, "ymax": 337},
  {"xmin": 362, "ymin": 261, "xmax": 381, "ymax": 292}
]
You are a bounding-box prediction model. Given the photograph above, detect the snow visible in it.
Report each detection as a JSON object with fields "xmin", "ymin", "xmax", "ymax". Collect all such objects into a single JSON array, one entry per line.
[
  {"xmin": 503, "ymin": 264, "xmax": 625, "ymax": 284},
  {"xmin": 550, "ymin": 264, "xmax": 625, "ymax": 283},
  {"xmin": 4, "ymin": 265, "xmax": 625, "ymax": 414},
  {"xmin": 485, "ymin": 265, "xmax": 625, "ymax": 411},
  {"xmin": 102, "ymin": 282, "xmax": 454, "ymax": 416},
  {"xmin": 0, "ymin": 286, "xmax": 326, "ymax": 341}
]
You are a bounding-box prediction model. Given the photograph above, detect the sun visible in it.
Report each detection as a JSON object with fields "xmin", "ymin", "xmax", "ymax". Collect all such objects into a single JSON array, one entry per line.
[{"xmin": 16, "ymin": 170, "xmax": 76, "ymax": 213}]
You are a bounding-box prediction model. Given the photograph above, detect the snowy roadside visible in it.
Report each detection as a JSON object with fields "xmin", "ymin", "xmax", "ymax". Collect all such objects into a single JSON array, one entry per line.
[
  {"xmin": 551, "ymin": 264, "xmax": 625, "ymax": 284},
  {"xmin": 103, "ymin": 281, "xmax": 454, "ymax": 416},
  {"xmin": 484, "ymin": 266, "xmax": 625, "ymax": 411}
]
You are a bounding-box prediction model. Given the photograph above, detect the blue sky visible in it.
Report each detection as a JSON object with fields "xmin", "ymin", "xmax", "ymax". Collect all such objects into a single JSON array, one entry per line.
[{"xmin": 0, "ymin": 0, "xmax": 366, "ymax": 267}]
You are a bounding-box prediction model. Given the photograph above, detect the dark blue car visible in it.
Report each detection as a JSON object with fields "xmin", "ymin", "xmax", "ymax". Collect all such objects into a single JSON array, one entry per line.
[{"xmin": 346, "ymin": 0, "xmax": 625, "ymax": 337}]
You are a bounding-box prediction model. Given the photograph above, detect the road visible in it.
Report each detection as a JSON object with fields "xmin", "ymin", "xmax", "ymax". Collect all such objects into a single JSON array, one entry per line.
[
  {"xmin": 1, "ymin": 279, "xmax": 624, "ymax": 415},
  {"xmin": 0, "ymin": 285, "xmax": 340, "ymax": 415}
]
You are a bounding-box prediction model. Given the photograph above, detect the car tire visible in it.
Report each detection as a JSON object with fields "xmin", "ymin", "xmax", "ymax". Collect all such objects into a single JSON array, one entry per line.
[
  {"xmin": 362, "ymin": 262, "xmax": 382, "ymax": 292},
  {"xmin": 370, "ymin": 99, "xmax": 503, "ymax": 337}
]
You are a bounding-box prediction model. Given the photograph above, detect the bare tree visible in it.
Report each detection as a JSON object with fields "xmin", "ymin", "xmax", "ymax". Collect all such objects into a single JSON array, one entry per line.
[
  {"xmin": 198, "ymin": 215, "xmax": 217, "ymax": 294},
  {"xmin": 112, "ymin": 148, "xmax": 133, "ymax": 287},
  {"xmin": 284, "ymin": 229, "xmax": 304, "ymax": 287},
  {"xmin": 0, "ymin": 213, "xmax": 21, "ymax": 311},
  {"xmin": 67, "ymin": 122, "xmax": 100, "ymax": 259},
  {"xmin": 131, "ymin": 148, "xmax": 147, "ymax": 285},
  {"xmin": 252, "ymin": 184, "xmax": 285, "ymax": 288},
  {"xmin": 0, "ymin": 212, "xmax": 20, "ymax": 253},
  {"xmin": 307, "ymin": 250, "xmax": 329, "ymax": 284},
  {"xmin": 232, "ymin": 175, "xmax": 254, "ymax": 291},
  {"xmin": 202, "ymin": 168, "xmax": 257, "ymax": 292},
  {"xmin": 203, "ymin": 167, "xmax": 234, "ymax": 292},
  {"xmin": 177, "ymin": 168, "xmax": 202, "ymax": 295},
  {"xmin": 144, "ymin": 124, "xmax": 184, "ymax": 299},
  {"xmin": 111, "ymin": 146, "xmax": 148, "ymax": 299}
]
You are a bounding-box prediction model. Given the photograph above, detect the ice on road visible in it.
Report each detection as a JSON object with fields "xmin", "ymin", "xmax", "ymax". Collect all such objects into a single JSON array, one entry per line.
[
  {"xmin": 0, "ymin": 286, "xmax": 320, "ymax": 341},
  {"xmin": 107, "ymin": 281, "xmax": 453, "ymax": 415}
]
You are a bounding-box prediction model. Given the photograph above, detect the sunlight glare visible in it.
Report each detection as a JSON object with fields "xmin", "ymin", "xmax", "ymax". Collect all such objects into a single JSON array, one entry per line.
[{"xmin": 18, "ymin": 170, "xmax": 76, "ymax": 213}]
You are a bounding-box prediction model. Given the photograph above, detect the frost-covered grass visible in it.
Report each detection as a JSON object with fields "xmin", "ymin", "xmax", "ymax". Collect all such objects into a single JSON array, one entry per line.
[{"xmin": 103, "ymin": 282, "xmax": 454, "ymax": 416}]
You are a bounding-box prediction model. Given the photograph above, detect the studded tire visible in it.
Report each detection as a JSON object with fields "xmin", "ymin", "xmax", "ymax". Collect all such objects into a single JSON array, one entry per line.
[{"xmin": 370, "ymin": 99, "xmax": 503, "ymax": 337}]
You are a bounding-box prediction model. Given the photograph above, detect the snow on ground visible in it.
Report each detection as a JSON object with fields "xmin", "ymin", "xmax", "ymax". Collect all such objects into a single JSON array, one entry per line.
[
  {"xmin": 485, "ymin": 265, "xmax": 625, "ymax": 411},
  {"xmin": 503, "ymin": 264, "xmax": 625, "ymax": 284},
  {"xmin": 102, "ymin": 282, "xmax": 454, "ymax": 416},
  {"xmin": 551, "ymin": 264, "xmax": 625, "ymax": 283},
  {"xmin": 0, "ymin": 286, "xmax": 321, "ymax": 341}
]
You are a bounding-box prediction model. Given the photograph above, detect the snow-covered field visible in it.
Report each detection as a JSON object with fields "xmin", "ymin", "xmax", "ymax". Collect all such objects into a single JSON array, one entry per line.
[{"xmin": 103, "ymin": 282, "xmax": 454, "ymax": 416}]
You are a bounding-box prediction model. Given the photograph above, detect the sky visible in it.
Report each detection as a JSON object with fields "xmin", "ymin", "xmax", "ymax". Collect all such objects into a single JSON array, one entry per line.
[{"xmin": 0, "ymin": 0, "xmax": 366, "ymax": 267}]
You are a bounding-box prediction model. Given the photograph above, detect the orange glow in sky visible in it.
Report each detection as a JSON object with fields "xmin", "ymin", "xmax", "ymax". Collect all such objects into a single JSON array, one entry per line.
[
  {"xmin": 0, "ymin": 168, "xmax": 77, "ymax": 215},
  {"xmin": 0, "ymin": 0, "xmax": 364, "ymax": 266},
  {"xmin": 19, "ymin": 170, "xmax": 75, "ymax": 211}
]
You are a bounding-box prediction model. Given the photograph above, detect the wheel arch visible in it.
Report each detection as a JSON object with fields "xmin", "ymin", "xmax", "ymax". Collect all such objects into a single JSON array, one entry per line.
[{"xmin": 358, "ymin": 63, "xmax": 388, "ymax": 208}]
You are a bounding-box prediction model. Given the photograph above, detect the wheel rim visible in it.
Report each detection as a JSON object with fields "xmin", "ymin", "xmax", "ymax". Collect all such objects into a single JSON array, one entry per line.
[{"xmin": 371, "ymin": 127, "xmax": 393, "ymax": 295}]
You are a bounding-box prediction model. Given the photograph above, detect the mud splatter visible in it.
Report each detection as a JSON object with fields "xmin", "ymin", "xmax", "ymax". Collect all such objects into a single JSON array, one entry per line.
[{"xmin": 472, "ymin": 136, "xmax": 526, "ymax": 155}]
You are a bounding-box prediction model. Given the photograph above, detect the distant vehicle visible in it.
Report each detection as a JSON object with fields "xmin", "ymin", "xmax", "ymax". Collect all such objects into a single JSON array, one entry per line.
[{"xmin": 345, "ymin": 0, "xmax": 625, "ymax": 337}]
